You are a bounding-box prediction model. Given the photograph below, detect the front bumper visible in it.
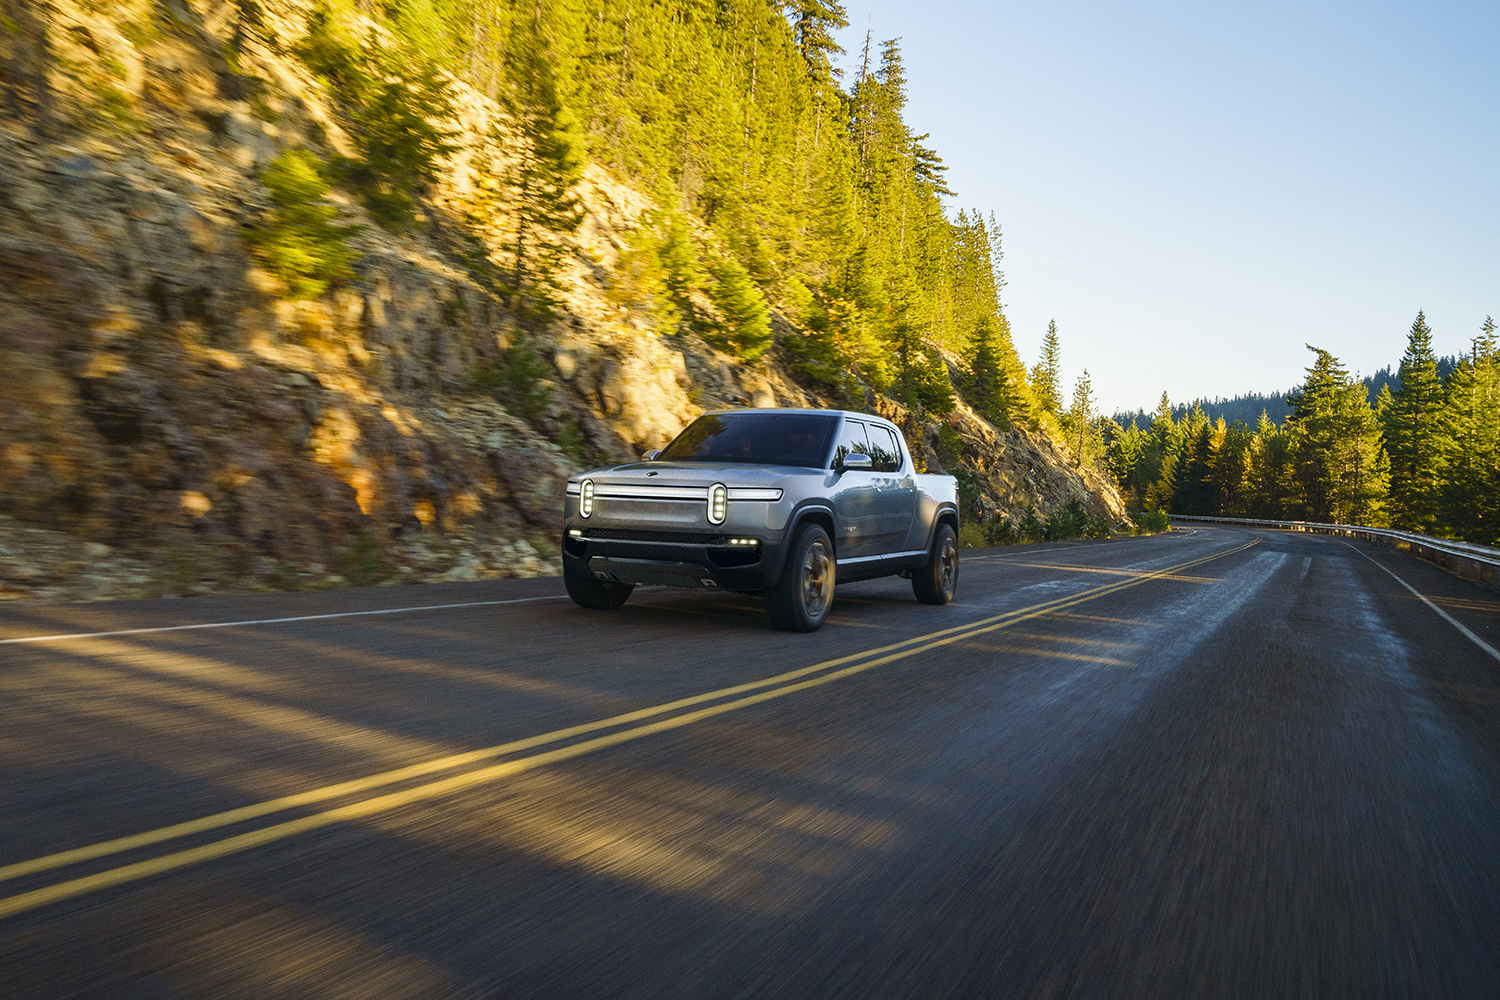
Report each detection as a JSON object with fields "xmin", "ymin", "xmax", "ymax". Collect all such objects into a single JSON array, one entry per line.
[{"xmin": 561, "ymin": 528, "xmax": 788, "ymax": 591}]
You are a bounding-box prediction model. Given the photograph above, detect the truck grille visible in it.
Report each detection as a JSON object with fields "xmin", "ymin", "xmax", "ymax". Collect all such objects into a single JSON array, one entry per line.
[{"xmin": 586, "ymin": 528, "xmax": 723, "ymax": 545}]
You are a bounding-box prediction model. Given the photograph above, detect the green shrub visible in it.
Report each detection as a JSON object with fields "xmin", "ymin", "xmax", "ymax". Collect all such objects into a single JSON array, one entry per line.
[
  {"xmin": 983, "ymin": 516, "xmax": 1013, "ymax": 546},
  {"xmin": 86, "ymin": 87, "xmax": 138, "ymax": 133},
  {"xmin": 1019, "ymin": 506, "xmax": 1046, "ymax": 542},
  {"xmin": 553, "ymin": 411, "xmax": 587, "ymax": 464},
  {"xmin": 1045, "ymin": 499, "xmax": 1090, "ymax": 541},
  {"xmin": 1132, "ymin": 509, "xmax": 1171, "ymax": 534},
  {"xmin": 336, "ymin": 531, "xmax": 391, "ymax": 586},
  {"xmin": 957, "ymin": 520, "xmax": 986, "ymax": 549},
  {"xmin": 951, "ymin": 466, "xmax": 981, "ymax": 524},
  {"xmin": 245, "ymin": 149, "xmax": 362, "ymax": 299}
]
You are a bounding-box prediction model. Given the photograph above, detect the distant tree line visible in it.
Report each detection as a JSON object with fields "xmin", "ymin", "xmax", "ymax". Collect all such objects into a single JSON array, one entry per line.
[
  {"xmin": 1111, "ymin": 357, "xmax": 1461, "ymax": 429},
  {"xmin": 1105, "ymin": 313, "xmax": 1500, "ymax": 544}
]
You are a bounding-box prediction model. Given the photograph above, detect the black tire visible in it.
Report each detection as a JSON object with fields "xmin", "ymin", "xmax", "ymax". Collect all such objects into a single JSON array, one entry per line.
[
  {"xmin": 912, "ymin": 523, "xmax": 958, "ymax": 605},
  {"xmin": 564, "ymin": 564, "xmax": 634, "ymax": 610},
  {"xmin": 764, "ymin": 524, "xmax": 835, "ymax": 632}
]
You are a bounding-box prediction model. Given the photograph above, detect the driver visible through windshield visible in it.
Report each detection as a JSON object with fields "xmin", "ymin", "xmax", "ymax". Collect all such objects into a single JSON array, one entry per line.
[{"xmin": 657, "ymin": 412, "xmax": 839, "ymax": 467}]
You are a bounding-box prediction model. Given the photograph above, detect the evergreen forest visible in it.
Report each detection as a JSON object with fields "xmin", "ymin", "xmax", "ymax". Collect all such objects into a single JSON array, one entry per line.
[
  {"xmin": 1110, "ymin": 357, "xmax": 1462, "ymax": 430},
  {"xmin": 1104, "ymin": 313, "xmax": 1500, "ymax": 545},
  {"xmin": 268, "ymin": 0, "xmax": 1039, "ymax": 424}
]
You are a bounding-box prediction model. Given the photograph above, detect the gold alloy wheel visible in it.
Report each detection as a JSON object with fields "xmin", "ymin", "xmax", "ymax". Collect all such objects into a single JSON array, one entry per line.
[
  {"xmin": 937, "ymin": 532, "xmax": 958, "ymax": 596},
  {"xmin": 802, "ymin": 538, "xmax": 833, "ymax": 619}
]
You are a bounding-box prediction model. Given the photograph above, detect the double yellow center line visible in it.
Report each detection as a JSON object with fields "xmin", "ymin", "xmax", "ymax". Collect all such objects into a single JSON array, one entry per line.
[{"xmin": 0, "ymin": 538, "xmax": 1257, "ymax": 920}]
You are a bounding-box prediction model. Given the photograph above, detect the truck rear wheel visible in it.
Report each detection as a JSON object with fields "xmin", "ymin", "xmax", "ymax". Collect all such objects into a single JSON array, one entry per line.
[
  {"xmin": 764, "ymin": 524, "xmax": 835, "ymax": 632},
  {"xmin": 912, "ymin": 523, "xmax": 958, "ymax": 605}
]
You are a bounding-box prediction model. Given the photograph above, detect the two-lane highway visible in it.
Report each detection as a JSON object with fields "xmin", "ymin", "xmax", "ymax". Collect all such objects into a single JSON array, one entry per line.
[{"xmin": 2, "ymin": 528, "xmax": 1498, "ymax": 998}]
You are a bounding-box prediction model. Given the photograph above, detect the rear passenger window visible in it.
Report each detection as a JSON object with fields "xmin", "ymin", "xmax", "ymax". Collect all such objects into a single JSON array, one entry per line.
[
  {"xmin": 869, "ymin": 426, "xmax": 903, "ymax": 472},
  {"xmin": 832, "ymin": 419, "xmax": 871, "ymax": 468}
]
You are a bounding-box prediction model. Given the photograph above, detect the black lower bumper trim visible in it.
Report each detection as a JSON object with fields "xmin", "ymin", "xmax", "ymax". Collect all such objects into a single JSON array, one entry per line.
[
  {"xmin": 563, "ymin": 537, "xmax": 785, "ymax": 591},
  {"xmin": 588, "ymin": 556, "xmax": 721, "ymax": 589}
]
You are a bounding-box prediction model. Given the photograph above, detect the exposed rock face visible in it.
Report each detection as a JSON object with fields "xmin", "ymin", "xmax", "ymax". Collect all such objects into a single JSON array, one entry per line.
[{"xmin": 0, "ymin": 0, "xmax": 1130, "ymax": 601}]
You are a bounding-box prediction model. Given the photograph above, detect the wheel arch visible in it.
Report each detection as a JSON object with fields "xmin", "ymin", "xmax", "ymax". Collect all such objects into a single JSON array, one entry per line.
[
  {"xmin": 928, "ymin": 504, "xmax": 960, "ymax": 548},
  {"xmin": 788, "ymin": 504, "xmax": 837, "ymax": 552}
]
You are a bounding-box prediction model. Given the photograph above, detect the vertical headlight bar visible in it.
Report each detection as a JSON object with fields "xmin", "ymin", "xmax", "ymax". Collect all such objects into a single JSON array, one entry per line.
[
  {"xmin": 580, "ymin": 479, "xmax": 594, "ymax": 517},
  {"xmin": 707, "ymin": 483, "xmax": 727, "ymax": 524}
]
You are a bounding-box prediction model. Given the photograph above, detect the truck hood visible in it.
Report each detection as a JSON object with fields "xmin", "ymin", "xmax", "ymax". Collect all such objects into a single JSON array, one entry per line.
[{"xmin": 573, "ymin": 462, "xmax": 822, "ymax": 488}]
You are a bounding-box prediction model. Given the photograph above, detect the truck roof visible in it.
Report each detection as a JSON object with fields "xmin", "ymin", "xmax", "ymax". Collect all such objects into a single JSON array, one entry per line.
[{"xmin": 701, "ymin": 407, "xmax": 898, "ymax": 424}]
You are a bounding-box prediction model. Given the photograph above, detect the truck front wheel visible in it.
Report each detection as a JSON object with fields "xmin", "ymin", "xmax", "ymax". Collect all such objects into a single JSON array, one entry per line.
[
  {"xmin": 764, "ymin": 524, "xmax": 835, "ymax": 632},
  {"xmin": 564, "ymin": 563, "xmax": 635, "ymax": 610}
]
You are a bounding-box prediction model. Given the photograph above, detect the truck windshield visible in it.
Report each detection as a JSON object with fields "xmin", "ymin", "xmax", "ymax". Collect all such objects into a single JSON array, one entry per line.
[{"xmin": 658, "ymin": 412, "xmax": 839, "ymax": 467}]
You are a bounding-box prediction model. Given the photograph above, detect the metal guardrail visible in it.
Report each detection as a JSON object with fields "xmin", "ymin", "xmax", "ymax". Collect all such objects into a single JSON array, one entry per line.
[{"xmin": 1168, "ymin": 514, "xmax": 1500, "ymax": 587}]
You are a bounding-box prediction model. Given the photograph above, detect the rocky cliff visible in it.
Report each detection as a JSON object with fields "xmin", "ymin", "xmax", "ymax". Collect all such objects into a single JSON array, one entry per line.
[{"xmin": 0, "ymin": 0, "xmax": 1128, "ymax": 601}]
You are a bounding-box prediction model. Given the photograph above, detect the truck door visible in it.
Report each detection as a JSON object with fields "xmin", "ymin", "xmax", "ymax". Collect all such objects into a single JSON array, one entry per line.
[
  {"xmin": 830, "ymin": 418, "xmax": 878, "ymax": 560},
  {"xmin": 867, "ymin": 423, "xmax": 918, "ymax": 553}
]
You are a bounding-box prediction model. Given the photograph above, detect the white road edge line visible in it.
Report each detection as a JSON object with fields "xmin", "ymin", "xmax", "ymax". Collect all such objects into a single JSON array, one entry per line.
[
  {"xmin": 0, "ymin": 594, "xmax": 571, "ymax": 646},
  {"xmin": 1343, "ymin": 541, "xmax": 1500, "ymax": 663}
]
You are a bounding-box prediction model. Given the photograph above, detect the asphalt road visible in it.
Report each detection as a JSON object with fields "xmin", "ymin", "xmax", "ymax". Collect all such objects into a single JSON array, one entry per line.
[{"xmin": 2, "ymin": 526, "xmax": 1498, "ymax": 999}]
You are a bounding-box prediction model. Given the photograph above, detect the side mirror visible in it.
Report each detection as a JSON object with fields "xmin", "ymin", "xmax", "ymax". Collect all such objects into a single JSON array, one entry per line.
[
  {"xmin": 641, "ymin": 449, "xmax": 661, "ymax": 462},
  {"xmin": 839, "ymin": 452, "xmax": 873, "ymax": 472}
]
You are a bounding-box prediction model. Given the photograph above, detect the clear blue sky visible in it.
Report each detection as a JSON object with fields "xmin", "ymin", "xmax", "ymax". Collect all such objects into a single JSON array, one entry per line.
[{"xmin": 833, "ymin": 0, "xmax": 1499, "ymax": 415}]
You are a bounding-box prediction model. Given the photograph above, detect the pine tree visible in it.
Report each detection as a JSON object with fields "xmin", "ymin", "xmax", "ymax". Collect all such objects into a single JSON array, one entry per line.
[
  {"xmin": 1208, "ymin": 419, "xmax": 1250, "ymax": 516},
  {"xmin": 1107, "ymin": 420, "xmax": 1145, "ymax": 506},
  {"xmin": 659, "ymin": 208, "xmax": 708, "ymax": 322},
  {"xmin": 1385, "ymin": 311, "xmax": 1451, "ymax": 531},
  {"xmin": 1174, "ymin": 405, "xmax": 1216, "ymax": 514},
  {"xmin": 1285, "ymin": 346, "xmax": 1387, "ymax": 523},
  {"xmin": 707, "ymin": 253, "xmax": 773, "ymax": 360},
  {"xmin": 963, "ymin": 313, "xmax": 1010, "ymax": 428},
  {"xmin": 1141, "ymin": 392, "xmax": 1181, "ymax": 512},
  {"xmin": 784, "ymin": 0, "xmax": 848, "ymax": 87},
  {"xmin": 1032, "ymin": 320, "xmax": 1062, "ymax": 415},
  {"xmin": 914, "ymin": 351, "xmax": 957, "ymax": 415},
  {"xmin": 1440, "ymin": 317, "xmax": 1500, "ymax": 542},
  {"xmin": 1241, "ymin": 411, "xmax": 1275, "ymax": 518},
  {"xmin": 344, "ymin": 41, "xmax": 459, "ymax": 224},
  {"xmin": 1326, "ymin": 379, "xmax": 1389, "ymax": 525},
  {"xmin": 1242, "ymin": 410, "xmax": 1295, "ymax": 519},
  {"xmin": 504, "ymin": 22, "xmax": 587, "ymax": 315},
  {"xmin": 1067, "ymin": 370, "xmax": 1096, "ymax": 467},
  {"xmin": 1286, "ymin": 346, "xmax": 1349, "ymax": 520},
  {"xmin": 987, "ymin": 210, "xmax": 1007, "ymax": 309}
]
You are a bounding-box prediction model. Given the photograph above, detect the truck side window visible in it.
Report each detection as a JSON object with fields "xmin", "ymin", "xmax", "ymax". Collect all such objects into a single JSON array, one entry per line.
[
  {"xmin": 832, "ymin": 419, "xmax": 871, "ymax": 468},
  {"xmin": 869, "ymin": 426, "xmax": 902, "ymax": 472}
]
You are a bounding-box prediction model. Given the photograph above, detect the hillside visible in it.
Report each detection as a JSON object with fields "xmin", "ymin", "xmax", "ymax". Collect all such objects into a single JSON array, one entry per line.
[{"xmin": 0, "ymin": 0, "xmax": 1129, "ymax": 601}]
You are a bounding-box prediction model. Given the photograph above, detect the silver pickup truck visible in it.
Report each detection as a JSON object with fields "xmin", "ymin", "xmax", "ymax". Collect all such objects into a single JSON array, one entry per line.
[{"xmin": 561, "ymin": 408, "xmax": 960, "ymax": 631}]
